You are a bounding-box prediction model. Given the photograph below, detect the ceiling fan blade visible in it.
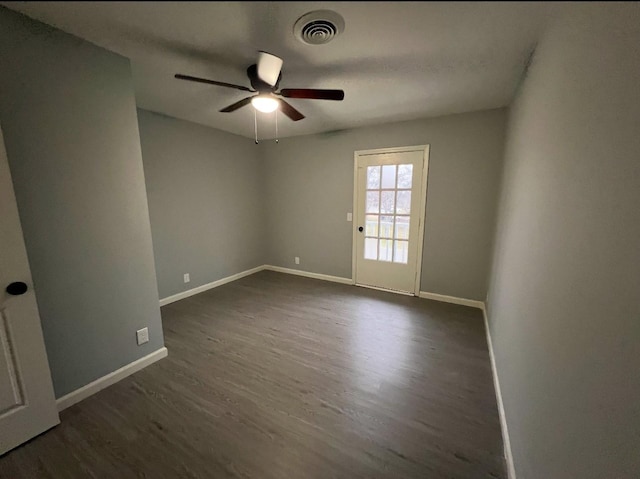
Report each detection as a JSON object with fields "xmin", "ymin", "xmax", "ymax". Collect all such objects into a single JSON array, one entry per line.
[
  {"xmin": 257, "ymin": 51, "xmax": 283, "ymax": 87},
  {"xmin": 279, "ymin": 89, "xmax": 345, "ymax": 101},
  {"xmin": 278, "ymin": 99, "xmax": 305, "ymax": 121},
  {"xmin": 175, "ymin": 74, "xmax": 254, "ymax": 92},
  {"xmin": 220, "ymin": 96, "xmax": 254, "ymax": 113}
]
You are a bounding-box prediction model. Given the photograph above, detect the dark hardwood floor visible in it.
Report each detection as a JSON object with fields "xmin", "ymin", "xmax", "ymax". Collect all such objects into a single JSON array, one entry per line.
[{"xmin": 1, "ymin": 271, "xmax": 505, "ymax": 478}]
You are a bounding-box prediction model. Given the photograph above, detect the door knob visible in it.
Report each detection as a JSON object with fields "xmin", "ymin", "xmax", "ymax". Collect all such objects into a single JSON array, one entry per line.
[
  {"xmin": 6, "ymin": 282, "xmax": 28, "ymax": 296},
  {"xmin": 358, "ymin": 226, "xmax": 364, "ymax": 232}
]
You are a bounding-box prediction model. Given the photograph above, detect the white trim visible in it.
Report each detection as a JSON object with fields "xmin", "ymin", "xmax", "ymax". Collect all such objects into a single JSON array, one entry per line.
[
  {"xmin": 263, "ymin": 265, "xmax": 352, "ymax": 285},
  {"xmin": 355, "ymin": 283, "xmax": 414, "ymax": 296},
  {"xmin": 418, "ymin": 291, "xmax": 484, "ymax": 310},
  {"xmin": 483, "ymin": 305, "xmax": 516, "ymax": 479},
  {"xmin": 352, "ymin": 144, "xmax": 430, "ymax": 295},
  {"xmin": 56, "ymin": 347, "xmax": 168, "ymax": 411},
  {"xmin": 413, "ymin": 145, "xmax": 430, "ymax": 295},
  {"xmin": 351, "ymin": 153, "xmax": 359, "ymax": 286},
  {"xmin": 159, "ymin": 265, "xmax": 265, "ymax": 306},
  {"xmin": 354, "ymin": 144, "xmax": 430, "ymax": 156}
]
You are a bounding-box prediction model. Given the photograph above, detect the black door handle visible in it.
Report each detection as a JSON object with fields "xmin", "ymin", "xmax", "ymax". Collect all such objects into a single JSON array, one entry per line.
[
  {"xmin": 6, "ymin": 282, "xmax": 28, "ymax": 296},
  {"xmin": 358, "ymin": 226, "xmax": 364, "ymax": 232}
]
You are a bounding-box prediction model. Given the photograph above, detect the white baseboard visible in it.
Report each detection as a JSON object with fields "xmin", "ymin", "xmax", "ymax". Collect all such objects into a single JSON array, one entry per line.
[
  {"xmin": 159, "ymin": 265, "xmax": 266, "ymax": 306},
  {"xmin": 56, "ymin": 347, "xmax": 168, "ymax": 411},
  {"xmin": 355, "ymin": 283, "xmax": 414, "ymax": 296},
  {"xmin": 418, "ymin": 291, "xmax": 484, "ymax": 310},
  {"xmin": 483, "ymin": 306, "xmax": 516, "ymax": 479},
  {"xmin": 264, "ymin": 265, "xmax": 353, "ymax": 285}
]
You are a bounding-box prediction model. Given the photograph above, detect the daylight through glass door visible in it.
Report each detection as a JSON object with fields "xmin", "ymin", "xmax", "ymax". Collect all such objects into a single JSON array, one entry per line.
[{"xmin": 364, "ymin": 164, "xmax": 413, "ymax": 264}]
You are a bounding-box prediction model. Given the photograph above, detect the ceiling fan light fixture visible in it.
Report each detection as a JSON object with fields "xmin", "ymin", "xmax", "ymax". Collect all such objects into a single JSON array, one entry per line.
[{"xmin": 251, "ymin": 95, "xmax": 279, "ymax": 113}]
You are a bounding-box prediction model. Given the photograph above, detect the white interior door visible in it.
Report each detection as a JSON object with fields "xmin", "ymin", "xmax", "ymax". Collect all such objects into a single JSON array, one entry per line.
[
  {"xmin": 0, "ymin": 126, "xmax": 59, "ymax": 455},
  {"xmin": 353, "ymin": 146, "xmax": 429, "ymax": 294}
]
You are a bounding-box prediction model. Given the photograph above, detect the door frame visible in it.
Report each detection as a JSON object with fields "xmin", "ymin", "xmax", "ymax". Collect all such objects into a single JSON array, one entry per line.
[{"xmin": 351, "ymin": 144, "xmax": 430, "ymax": 296}]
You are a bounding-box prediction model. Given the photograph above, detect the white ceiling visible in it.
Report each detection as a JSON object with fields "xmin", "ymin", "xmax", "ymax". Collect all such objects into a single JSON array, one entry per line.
[{"xmin": 2, "ymin": 2, "xmax": 557, "ymax": 139}]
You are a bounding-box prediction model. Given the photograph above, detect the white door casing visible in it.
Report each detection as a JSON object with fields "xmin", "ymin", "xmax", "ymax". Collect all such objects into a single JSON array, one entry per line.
[
  {"xmin": 353, "ymin": 145, "xmax": 429, "ymax": 295},
  {"xmin": 0, "ymin": 125, "xmax": 59, "ymax": 455}
]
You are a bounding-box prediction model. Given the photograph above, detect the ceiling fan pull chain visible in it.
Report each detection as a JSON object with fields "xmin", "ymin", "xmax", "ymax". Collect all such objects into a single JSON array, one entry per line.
[
  {"xmin": 275, "ymin": 109, "xmax": 279, "ymax": 143},
  {"xmin": 254, "ymin": 109, "xmax": 258, "ymax": 144}
]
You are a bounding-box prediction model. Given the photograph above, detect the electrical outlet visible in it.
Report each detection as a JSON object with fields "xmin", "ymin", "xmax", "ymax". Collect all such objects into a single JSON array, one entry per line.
[
  {"xmin": 347, "ymin": 212, "xmax": 353, "ymax": 222},
  {"xmin": 294, "ymin": 256, "xmax": 300, "ymax": 265},
  {"xmin": 183, "ymin": 273, "xmax": 190, "ymax": 283},
  {"xmin": 136, "ymin": 327, "xmax": 149, "ymax": 345}
]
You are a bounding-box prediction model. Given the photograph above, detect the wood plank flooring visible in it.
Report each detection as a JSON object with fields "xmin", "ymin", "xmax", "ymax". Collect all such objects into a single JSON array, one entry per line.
[{"xmin": 0, "ymin": 271, "xmax": 505, "ymax": 478}]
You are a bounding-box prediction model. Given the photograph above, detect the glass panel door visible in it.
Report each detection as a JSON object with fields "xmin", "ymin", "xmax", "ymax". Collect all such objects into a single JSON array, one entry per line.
[{"xmin": 354, "ymin": 147, "xmax": 428, "ymax": 294}]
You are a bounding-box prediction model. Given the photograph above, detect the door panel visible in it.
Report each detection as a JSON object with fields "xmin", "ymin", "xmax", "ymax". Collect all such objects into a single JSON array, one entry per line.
[
  {"xmin": 354, "ymin": 148, "xmax": 428, "ymax": 294},
  {"xmin": 0, "ymin": 310, "xmax": 25, "ymax": 414},
  {"xmin": 0, "ymin": 126, "xmax": 59, "ymax": 455}
]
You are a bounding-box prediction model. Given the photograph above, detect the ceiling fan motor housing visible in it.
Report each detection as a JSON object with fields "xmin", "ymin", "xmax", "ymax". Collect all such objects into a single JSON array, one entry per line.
[{"xmin": 294, "ymin": 10, "xmax": 345, "ymax": 45}]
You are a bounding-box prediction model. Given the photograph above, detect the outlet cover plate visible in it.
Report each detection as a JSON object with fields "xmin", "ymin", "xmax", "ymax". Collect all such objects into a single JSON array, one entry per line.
[{"xmin": 136, "ymin": 327, "xmax": 149, "ymax": 345}]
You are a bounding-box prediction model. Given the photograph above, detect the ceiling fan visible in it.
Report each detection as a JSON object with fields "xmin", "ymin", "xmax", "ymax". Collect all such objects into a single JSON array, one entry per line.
[{"xmin": 174, "ymin": 51, "xmax": 344, "ymax": 121}]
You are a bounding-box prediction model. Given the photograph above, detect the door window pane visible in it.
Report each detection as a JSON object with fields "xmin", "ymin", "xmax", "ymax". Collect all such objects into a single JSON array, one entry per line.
[
  {"xmin": 379, "ymin": 239, "xmax": 393, "ymax": 261},
  {"xmin": 380, "ymin": 191, "xmax": 395, "ymax": 214},
  {"xmin": 395, "ymin": 216, "xmax": 410, "ymax": 240},
  {"xmin": 365, "ymin": 215, "xmax": 379, "ymax": 236},
  {"xmin": 366, "ymin": 191, "xmax": 380, "ymax": 213},
  {"xmin": 396, "ymin": 190, "xmax": 411, "ymax": 214},
  {"xmin": 380, "ymin": 216, "xmax": 394, "ymax": 238},
  {"xmin": 367, "ymin": 166, "xmax": 380, "ymax": 189},
  {"xmin": 397, "ymin": 164, "xmax": 413, "ymax": 188},
  {"xmin": 364, "ymin": 238, "xmax": 378, "ymax": 260},
  {"xmin": 361, "ymin": 159, "xmax": 418, "ymax": 267},
  {"xmin": 394, "ymin": 240, "xmax": 409, "ymax": 264},
  {"xmin": 381, "ymin": 165, "xmax": 396, "ymax": 189}
]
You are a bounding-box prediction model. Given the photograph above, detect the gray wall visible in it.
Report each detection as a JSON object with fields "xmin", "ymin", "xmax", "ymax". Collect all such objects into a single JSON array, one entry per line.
[
  {"xmin": 487, "ymin": 4, "xmax": 640, "ymax": 478},
  {"xmin": 138, "ymin": 109, "xmax": 506, "ymax": 303},
  {"xmin": 137, "ymin": 110, "xmax": 266, "ymax": 299},
  {"xmin": 0, "ymin": 7, "xmax": 163, "ymax": 398},
  {"xmin": 263, "ymin": 109, "xmax": 506, "ymax": 301}
]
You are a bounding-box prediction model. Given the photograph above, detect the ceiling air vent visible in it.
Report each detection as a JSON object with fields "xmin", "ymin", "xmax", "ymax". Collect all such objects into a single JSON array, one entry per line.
[{"xmin": 293, "ymin": 10, "xmax": 345, "ymax": 45}]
